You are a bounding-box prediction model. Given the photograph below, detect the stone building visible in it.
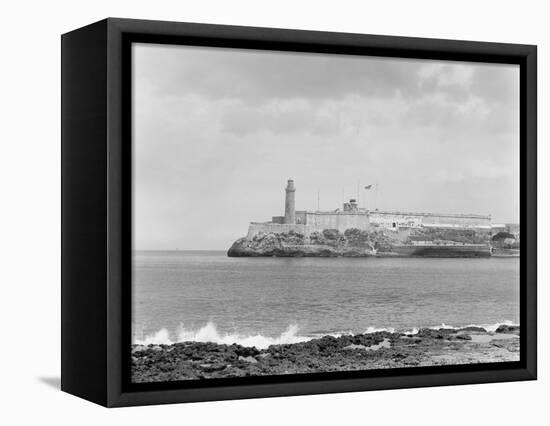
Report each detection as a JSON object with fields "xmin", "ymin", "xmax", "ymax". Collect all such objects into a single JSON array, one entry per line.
[{"xmin": 247, "ymin": 179, "xmax": 492, "ymax": 239}]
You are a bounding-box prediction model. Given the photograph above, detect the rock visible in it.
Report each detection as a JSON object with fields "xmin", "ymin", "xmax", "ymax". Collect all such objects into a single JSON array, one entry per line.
[
  {"xmin": 400, "ymin": 336, "xmax": 423, "ymax": 344},
  {"xmin": 457, "ymin": 326, "xmax": 487, "ymax": 333},
  {"xmin": 238, "ymin": 355, "xmax": 258, "ymax": 364},
  {"xmin": 495, "ymin": 325, "xmax": 520, "ymax": 334},
  {"xmin": 344, "ymin": 339, "xmax": 391, "ymax": 351},
  {"xmin": 392, "ymin": 352, "xmax": 407, "ymax": 360},
  {"xmin": 227, "ymin": 228, "xmax": 397, "ymax": 257},
  {"xmin": 343, "ymin": 344, "xmax": 367, "ymax": 350},
  {"xmin": 130, "ymin": 327, "xmax": 520, "ymax": 383},
  {"xmin": 402, "ymin": 357, "xmax": 421, "ymax": 366},
  {"xmin": 235, "ymin": 346, "xmax": 260, "ymax": 357},
  {"xmin": 452, "ymin": 334, "xmax": 472, "ymax": 340},
  {"xmin": 416, "ymin": 328, "xmax": 455, "ymax": 339},
  {"xmin": 199, "ymin": 363, "xmax": 227, "ymax": 372},
  {"xmin": 132, "ymin": 345, "xmax": 146, "ymax": 353}
]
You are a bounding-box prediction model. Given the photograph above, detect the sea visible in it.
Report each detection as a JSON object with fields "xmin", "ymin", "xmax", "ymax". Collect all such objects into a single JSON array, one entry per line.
[{"xmin": 132, "ymin": 250, "xmax": 520, "ymax": 349}]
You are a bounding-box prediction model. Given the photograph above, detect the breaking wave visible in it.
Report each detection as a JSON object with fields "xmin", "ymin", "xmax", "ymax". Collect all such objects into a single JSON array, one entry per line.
[
  {"xmin": 426, "ymin": 320, "xmax": 518, "ymax": 333},
  {"xmin": 365, "ymin": 326, "xmax": 396, "ymax": 334},
  {"xmin": 134, "ymin": 320, "xmax": 519, "ymax": 349},
  {"xmin": 134, "ymin": 322, "xmax": 313, "ymax": 350}
]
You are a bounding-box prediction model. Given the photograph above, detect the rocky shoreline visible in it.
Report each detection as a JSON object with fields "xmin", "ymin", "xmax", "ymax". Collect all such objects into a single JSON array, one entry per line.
[
  {"xmin": 227, "ymin": 228, "xmax": 493, "ymax": 258},
  {"xmin": 132, "ymin": 325, "xmax": 520, "ymax": 383}
]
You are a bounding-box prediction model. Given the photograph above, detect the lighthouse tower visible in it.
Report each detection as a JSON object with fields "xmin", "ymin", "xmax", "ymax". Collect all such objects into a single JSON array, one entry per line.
[{"xmin": 284, "ymin": 179, "xmax": 296, "ymax": 224}]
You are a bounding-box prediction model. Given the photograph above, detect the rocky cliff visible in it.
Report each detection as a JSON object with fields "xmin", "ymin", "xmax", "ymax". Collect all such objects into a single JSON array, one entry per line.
[
  {"xmin": 227, "ymin": 226, "xmax": 493, "ymax": 258},
  {"xmin": 227, "ymin": 228, "xmax": 399, "ymax": 257}
]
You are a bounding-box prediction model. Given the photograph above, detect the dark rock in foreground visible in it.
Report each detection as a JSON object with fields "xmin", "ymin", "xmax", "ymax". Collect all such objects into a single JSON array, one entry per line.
[
  {"xmin": 495, "ymin": 324, "xmax": 520, "ymax": 333},
  {"xmin": 132, "ymin": 327, "xmax": 520, "ymax": 383},
  {"xmin": 457, "ymin": 326, "xmax": 488, "ymax": 332}
]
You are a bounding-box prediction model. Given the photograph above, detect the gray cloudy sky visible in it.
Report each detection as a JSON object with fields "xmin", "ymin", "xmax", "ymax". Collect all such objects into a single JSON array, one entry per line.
[{"xmin": 132, "ymin": 43, "xmax": 519, "ymax": 250}]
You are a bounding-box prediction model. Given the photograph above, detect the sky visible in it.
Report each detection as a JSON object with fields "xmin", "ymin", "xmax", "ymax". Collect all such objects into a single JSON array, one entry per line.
[{"xmin": 132, "ymin": 43, "xmax": 520, "ymax": 250}]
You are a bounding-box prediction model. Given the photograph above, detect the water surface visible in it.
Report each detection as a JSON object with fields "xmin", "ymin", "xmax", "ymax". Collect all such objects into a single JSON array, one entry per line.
[{"xmin": 132, "ymin": 250, "xmax": 519, "ymax": 347}]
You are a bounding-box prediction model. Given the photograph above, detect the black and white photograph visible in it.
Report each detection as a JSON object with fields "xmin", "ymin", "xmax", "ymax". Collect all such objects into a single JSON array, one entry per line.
[
  {"xmin": 130, "ymin": 43, "xmax": 521, "ymax": 383},
  {"xmin": 2, "ymin": 0, "xmax": 545, "ymax": 421}
]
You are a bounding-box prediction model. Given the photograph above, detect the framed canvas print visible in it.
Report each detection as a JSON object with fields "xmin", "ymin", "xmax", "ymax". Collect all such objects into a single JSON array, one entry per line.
[{"xmin": 61, "ymin": 18, "xmax": 537, "ymax": 407}]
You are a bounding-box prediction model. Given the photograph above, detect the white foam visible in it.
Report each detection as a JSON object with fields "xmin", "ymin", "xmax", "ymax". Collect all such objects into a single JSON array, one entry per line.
[
  {"xmin": 482, "ymin": 320, "xmax": 517, "ymax": 333},
  {"xmin": 364, "ymin": 326, "xmax": 396, "ymax": 334},
  {"xmin": 134, "ymin": 320, "xmax": 519, "ymax": 348},
  {"xmin": 428, "ymin": 323, "xmax": 456, "ymax": 330},
  {"xmin": 136, "ymin": 328, "xmax": 172, "ymax": 345},
  {"xmin": 427, "ymin": 320, "xmax": 518, "ymax": 332},
  {"xmin": 135, "ymin": 322, "xmax": 312, "ymax": 350}
]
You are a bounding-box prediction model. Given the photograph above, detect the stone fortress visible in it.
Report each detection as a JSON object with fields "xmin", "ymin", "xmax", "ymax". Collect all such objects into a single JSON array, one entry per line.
[
  {"xmin": 229, "ymin": 179, "xmax": 519, "ymax": 257},
  {"xmin": 247, "ymin": 179, "xmax": 491, "ymax": 239}
]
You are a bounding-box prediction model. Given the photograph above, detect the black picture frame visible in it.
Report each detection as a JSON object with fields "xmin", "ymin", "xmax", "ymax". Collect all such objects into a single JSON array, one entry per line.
[{"xmin": 61, "ymin": 17, "xmax": 537, "ymax": 407}]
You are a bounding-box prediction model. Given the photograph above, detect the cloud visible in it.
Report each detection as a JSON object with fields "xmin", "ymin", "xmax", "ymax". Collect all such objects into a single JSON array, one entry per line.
[
  {"xmin": 134, "ymin": 44, "xmax": 435, "ymax": 102},
  {"xmin": 132, "ymin": 43, "xmax": 520, "ymax": 249}
]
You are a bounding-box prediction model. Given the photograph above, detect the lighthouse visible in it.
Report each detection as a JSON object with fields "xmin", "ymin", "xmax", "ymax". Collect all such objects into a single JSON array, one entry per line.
[{"xmin": 284, "ymin": 179, "xmax": 296, "ymax": 224}]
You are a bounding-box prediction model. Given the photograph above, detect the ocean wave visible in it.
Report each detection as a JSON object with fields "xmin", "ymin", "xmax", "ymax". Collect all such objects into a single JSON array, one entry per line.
[
  {"xmin": 135, "ymin": 322, "xmax": 313, "ymax": 350},
  {"xmin": 426, "ymin": 320, "xmax": 518, "ymax": 333},
  {"xmin": 134, "ymin": 320, "xmax": 519, "ymax": 349},
  {"xmin": 364, "ymin": 326, "xmax": 396, "ymax": 334}
]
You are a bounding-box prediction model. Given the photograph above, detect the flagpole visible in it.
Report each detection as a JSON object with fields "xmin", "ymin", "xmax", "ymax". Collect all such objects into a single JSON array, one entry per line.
[{"xmin": 363, "ymin": 184, "xmax": 375, "ymax": 210}]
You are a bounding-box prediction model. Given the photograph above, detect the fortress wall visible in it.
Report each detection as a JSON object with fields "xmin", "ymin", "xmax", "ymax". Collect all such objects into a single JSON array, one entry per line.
[
  {"xmin": 420, "ymin": 214, "xmax": 490, "ymax": 227},
  {"xmin": 295, "ymin": 211, "xmax": 307, "ymax": 224},
  {"xmin": 247, "ymin": 223, "xmax": 313, "ymax": 239},
  {"xmin": 247, "ymin": 214, "xmax": 371, "ymax": 239},
  {"xmin": 337, "ymin": 214, "xmax": 370, "ymax": 232},
  {"xmin": 247, "ymin": 211, "xmax": 491, "ymax": 240},
  {"xmin": 369, "ymin": 211, "xmax": 490, "ymax": 229},
  {"xmin": 305, "ymin": 212, "xmax": 370, "ymax": 233},
  {"xmin": 370, "ymin": 213, "xmax": 423, "ymax": 228},
  {"xmin": 250, "ymin": 180, "xmax": 493, "ymax": 243}
]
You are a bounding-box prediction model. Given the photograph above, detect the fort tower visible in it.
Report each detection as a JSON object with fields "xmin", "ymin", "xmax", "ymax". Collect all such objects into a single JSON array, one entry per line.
[{"xmin": 284, "ymin": 179, "xmax": 296, "ymax": 224}]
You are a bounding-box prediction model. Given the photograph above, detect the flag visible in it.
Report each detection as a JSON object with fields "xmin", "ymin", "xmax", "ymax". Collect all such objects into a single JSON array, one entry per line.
[{"xmin": 364, "ymin": 185, "xmax": 372, "ymax": 190}]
